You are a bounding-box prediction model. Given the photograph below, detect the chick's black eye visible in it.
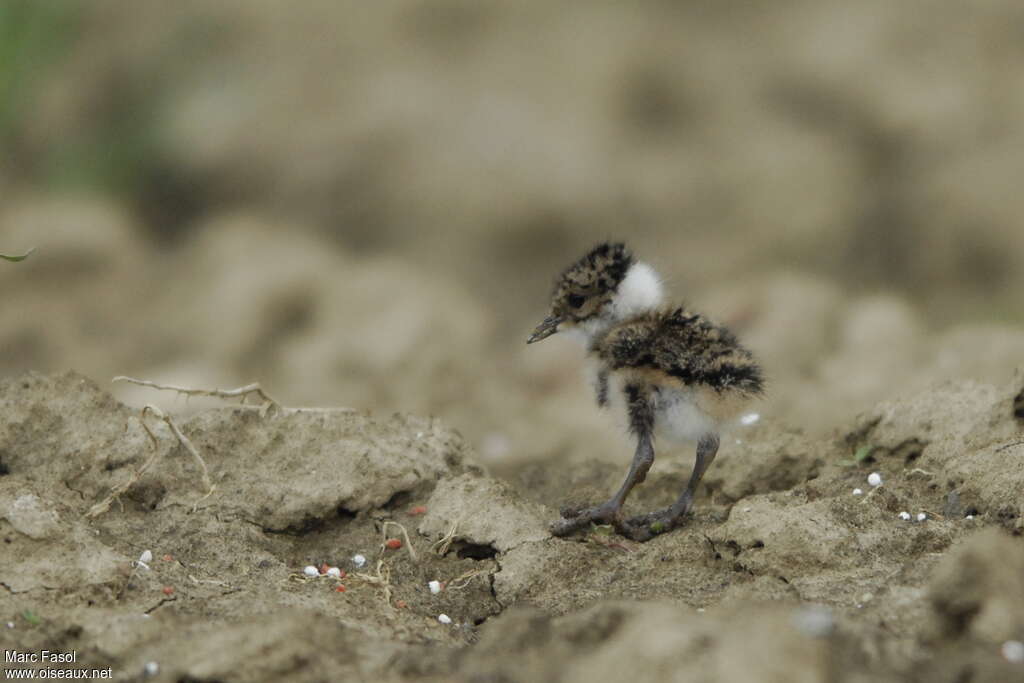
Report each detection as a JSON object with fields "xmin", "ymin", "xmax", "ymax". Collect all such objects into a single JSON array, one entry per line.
[{"xmin": 567, "ymin": 294, "xmax": 585, "ymax": 309}]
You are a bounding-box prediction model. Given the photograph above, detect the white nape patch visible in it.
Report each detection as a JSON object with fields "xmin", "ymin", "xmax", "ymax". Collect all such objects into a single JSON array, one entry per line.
[
  {"xmin": 562, "ymin": 262, "xmax": 664, "ymax": 347},
  {"xmin": 610, "ymin": 262, "xmax": 664, "ymax": 320}
]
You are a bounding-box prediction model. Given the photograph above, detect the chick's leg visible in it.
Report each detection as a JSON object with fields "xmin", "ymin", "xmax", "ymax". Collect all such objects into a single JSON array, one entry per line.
[
  {"xmin": 550, "ymin": 384, "xmax": 655, "ymax": 537},
  {"xmin": 621, "ymin": 433, "xmax": 719, "ymax": 542}
]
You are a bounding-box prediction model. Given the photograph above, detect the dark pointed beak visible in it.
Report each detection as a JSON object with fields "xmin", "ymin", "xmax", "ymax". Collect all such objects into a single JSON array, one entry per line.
[{"xmin": 527, "ymin": 315, "xmax": 562, "ymax": 344}]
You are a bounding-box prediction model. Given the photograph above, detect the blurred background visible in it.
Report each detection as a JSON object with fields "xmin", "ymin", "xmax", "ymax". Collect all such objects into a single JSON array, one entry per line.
[{"xmin": 2, "ymin": 0, "xmax": 1022, "ymax": 470}]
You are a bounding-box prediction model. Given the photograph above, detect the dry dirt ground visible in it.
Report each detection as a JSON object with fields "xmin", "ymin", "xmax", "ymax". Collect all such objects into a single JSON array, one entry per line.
[
  {"xmin": 5, "ymin": 1, "xmax": 1024, "ymax": 680},
  {"xmin": 2, "ymin": 369, "xmax": 1023, "ymax": 682}
]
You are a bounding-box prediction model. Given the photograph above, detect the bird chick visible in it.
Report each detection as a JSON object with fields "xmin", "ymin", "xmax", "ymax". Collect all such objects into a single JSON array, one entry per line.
[{"xmin": 527, "ymin": 242, "xmax": 764, "ymax": 541}]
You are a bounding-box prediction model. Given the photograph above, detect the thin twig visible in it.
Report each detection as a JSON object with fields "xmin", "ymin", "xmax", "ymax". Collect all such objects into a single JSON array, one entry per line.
[
  {"xmin": 353, "ymin": 559, "xmax": 393, "ymax": 606},
  {"xmin": 432, "ymin": 521, "xmax": 459, "ymax": 556},
  {"xmin": 996, "ymin": 440, "xmax": 1024, "ymax": 453},
  {"xmin": 156, "ymin": 408, "xmax": 214, "ymax": 503},
  {"xmin": 446, "ymin": 568, "xmax": 489, "ymax": 590},
  {"xmin": 859, "ymin": 485, "xmax": 882, "ymax": 505},
  {"xmin": 112, "ymin": 376, "xmax": 279, "ymax": 416},
  {"xmin": 87, "ymin": 404, "xmax": 215, "ymax": 518},
  {"xmin": 381, "ymin": 521, "xmax": 419, "ymax": 562},
  {"xmin": 88, "ymin": 408, "xmax": 168, "ymax": 518}
]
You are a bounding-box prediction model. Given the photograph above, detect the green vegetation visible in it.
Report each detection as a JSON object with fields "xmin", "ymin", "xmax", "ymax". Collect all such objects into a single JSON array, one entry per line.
[
  {"xmin": 1, "ymin": 248, "xmax": 34, "ymax": 262},
  {"xmin": 0, "ymin": 1, "xmax": 81, "ymax": 144},
  {"xmin": 839, "ymin": 444, "xmax": 875, "ymax": 467},
  {"xmin": 0, "ymin": 1, "xmax": 164, "ymax": 197},
  {"xmin": 853, "ymin": 445, "xmax": 874, "ymax": 463}
]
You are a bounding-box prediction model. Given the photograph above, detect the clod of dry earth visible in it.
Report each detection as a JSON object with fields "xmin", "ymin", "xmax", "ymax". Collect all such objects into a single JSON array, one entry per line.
[{"xmin": 2, "ymin": 371, "xmax": 1024, "ymax": 682}]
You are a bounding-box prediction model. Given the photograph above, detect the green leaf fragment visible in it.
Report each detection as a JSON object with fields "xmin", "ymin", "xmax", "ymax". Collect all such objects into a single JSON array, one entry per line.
[
  {"xmin": 1, "ymin": 247, "xmax": 35, "ymax": 262},
  {"xmin": 22, "ymin": 609, "xmax": 40, "ymax": 625},
  {"xmin": 854, "ymin": 445, "xmax": 874, "ymax": 462},
  {"xmin": 649, "ymin": 521, "xmax": 666, "ymax": 533}
]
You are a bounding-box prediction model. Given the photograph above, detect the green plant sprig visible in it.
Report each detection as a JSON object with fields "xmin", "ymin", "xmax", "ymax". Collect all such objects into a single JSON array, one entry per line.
[{"xmin": 1, "ymin": 247, "xmax": 34, "ymax": 262}]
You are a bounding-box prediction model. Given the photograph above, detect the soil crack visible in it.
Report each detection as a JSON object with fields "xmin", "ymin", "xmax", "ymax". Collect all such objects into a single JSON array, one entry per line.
[{"xmin": 144, "ymin": 597, "xmax": 177, "ymax": 615}]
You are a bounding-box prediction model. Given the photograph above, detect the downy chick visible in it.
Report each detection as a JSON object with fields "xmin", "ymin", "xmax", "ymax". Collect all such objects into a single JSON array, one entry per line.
[{"xmin": 527, "ymin": 242, "xmax": 764, "ymax": 541}]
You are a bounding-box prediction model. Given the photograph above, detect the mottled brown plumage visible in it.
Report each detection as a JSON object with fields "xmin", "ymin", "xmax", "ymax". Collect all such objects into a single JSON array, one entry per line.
[
  {"xmin": 596, "ymin": 306, "xmax": 764, "ymax": 398},
  {"xmin": 527, "ymin": 242, "xmax": 764, "ymax": 542},
  {"xmin": 550, "ymin": 242, "xmax": 634, "ymax": 324}
]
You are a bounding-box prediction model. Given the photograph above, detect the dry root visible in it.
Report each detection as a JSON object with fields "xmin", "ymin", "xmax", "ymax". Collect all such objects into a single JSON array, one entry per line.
[
  {"xmin": 859, "ymin": 485, "xmax": 882, "ymax": 505},
  {"xmin": 91, "ymin": 375, "xmax": 287, "ymax": 517},
  {"xmin": 445, "ymin": 568, "xmax": 490, "ymax": 590},
  {"xmin": 353, "ymin": 559, "xmax": 394, "ymax": 606},
  {"xmin": 432, "ymin": 521, "xmax": 459, "ymax": 556},
  {"xmin": 113, "ymin": 376, "xmax": 280, "ymax": 416},
  {"xmin": 88, "ymin": 404, "xmax": 215, "ymax": 518},
  {"xmin": 380, "ymin": 521, "xmax": 419, "ymax": 562}
]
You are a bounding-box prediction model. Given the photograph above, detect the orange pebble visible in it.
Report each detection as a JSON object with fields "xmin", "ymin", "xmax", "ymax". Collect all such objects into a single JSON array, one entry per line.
[
  {"xmin": 385, "ymin": 538, "xmax": 403, "ymax": 550},
  {"xmin": 395, "ymin": 600, "xmax": 408, "ymax": 608},
  {"xmin": 162, "ymin": 555, "xmax": 173, "ymax": 562},
  {"xmin": 335, "ymin": 585, "xmax": 346, "ymax": 593},
  {"xmin": 319, "ymin": 563, "xmax": 330, "ymax": 575},
  {"xmin": 162, "ymin": 586, "xmax": 174, "ymax": 596},
  {"xmin": 409, "ymin": 506, "xmax": 427, "ymax": 516}
]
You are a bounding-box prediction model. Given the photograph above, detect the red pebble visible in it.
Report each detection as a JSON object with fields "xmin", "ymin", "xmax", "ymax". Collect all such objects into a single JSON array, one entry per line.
[
  {"xmin": 162, "ymin": 586, "xmax": 174, "ymax": 596},
  {"xmin": 408, "ymin": 506, "xmax": 427, "ymax": 516},
  {"xmin": 335, "ymin": 585, "xmax": 346, "ymax": 593},
  {"xmin": 395, "ymin": 600, "xmax": 408, "ymax": 608},
  {"xmin": 385, "ymin": 538, "xmax": 403, "ymax": 550},
  {"xmin": 162, "ymin": 555, "xmax": 173, "ymax": 562},
  {"xmin": 339, "ymin": 570, "xmax": 347, "ymax": 579},
  {"xmin": 319, "ymin": 563, "xmax": 330, "ymax": 575}
]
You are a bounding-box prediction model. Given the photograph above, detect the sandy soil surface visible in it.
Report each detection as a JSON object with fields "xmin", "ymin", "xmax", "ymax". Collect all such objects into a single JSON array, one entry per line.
[
  {"xmin": 2, "ymin": 366, "xmax": 1022, "ymax": 681},
  {"xmin": 4, "ymin": 2, "xmax": 1024, "ymax": 680}
]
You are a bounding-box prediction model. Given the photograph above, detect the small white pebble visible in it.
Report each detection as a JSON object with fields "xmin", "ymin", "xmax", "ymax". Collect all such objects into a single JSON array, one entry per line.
[
  {"xmin": 898, "ymin": 511, "xmax": 911, "ymax": 521},
  {"xmin": 326, "ymin": 567, "xmax": 342, "ymax": 578},
  {"xmin": 352, "ymin": 554, "xmax": 367, "ymax": 568},
  {"xmin": 303, "ymin": 565, "xmax": 319, "ymax": 577},
  {"xmin": 696, "ymin": 608, "xmax": 705, "ymax": 613},
  {"xmin": 742, "ymin": 507, "xmax": 751, "ymax": 513},
  {"xmin": 916, "ymin": 513, "xmax": 927, "ymax": 522},
  {"xmin": 416, "ymin": 432, "xmax": 424, "ymax": 439},
  {"xmin": 852, "ymin": 488, "xmax": 863, "ymax": 496},
  {"xmin": 740, "ymin": 413, "xmax": 760, "ymax": 426},
  {"xmin": 965, "ymin": 515, "xmax": 975, "ymax": 520},
  {"xmin": 1002, "ymin": 640, "xmax": 1024, "ymax": 663},
  {"xmin": 867, "ymin": 472, "xmax": 882, "ymax": 487},
  {"xmin": 141, "ymin": 614, "xmax": 151, "ymax": 619},
  {"xmin": 139, "ymin": 550, "xmax": 153, "ymax": 564},
  {"xmin": 6, "ymin": 622, "xmax": 13, "ymax": 628},
  {"xmin": 735, "ymin": 439, "xmax": 742, "ymax": 445},
  {"xmin": 144, "ymin": 661, "xmax": 159, "ymax": 676},
  {"xmin": 438, "ymin": 613, "xmax": 453, "ymax": 625},
  {"xmin": 428, "ymin": 580, "xmax": 443, "ymax": 594}
]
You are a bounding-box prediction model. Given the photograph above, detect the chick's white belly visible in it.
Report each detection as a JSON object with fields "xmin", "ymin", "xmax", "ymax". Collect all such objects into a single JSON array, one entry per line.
[
  {"xmin": 653, "ymin": 389, "xmax": 717, "ymax": 443},
  {"xmin": 603, "ymin": 374, "xmax": 716, "ymax": 443}
]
